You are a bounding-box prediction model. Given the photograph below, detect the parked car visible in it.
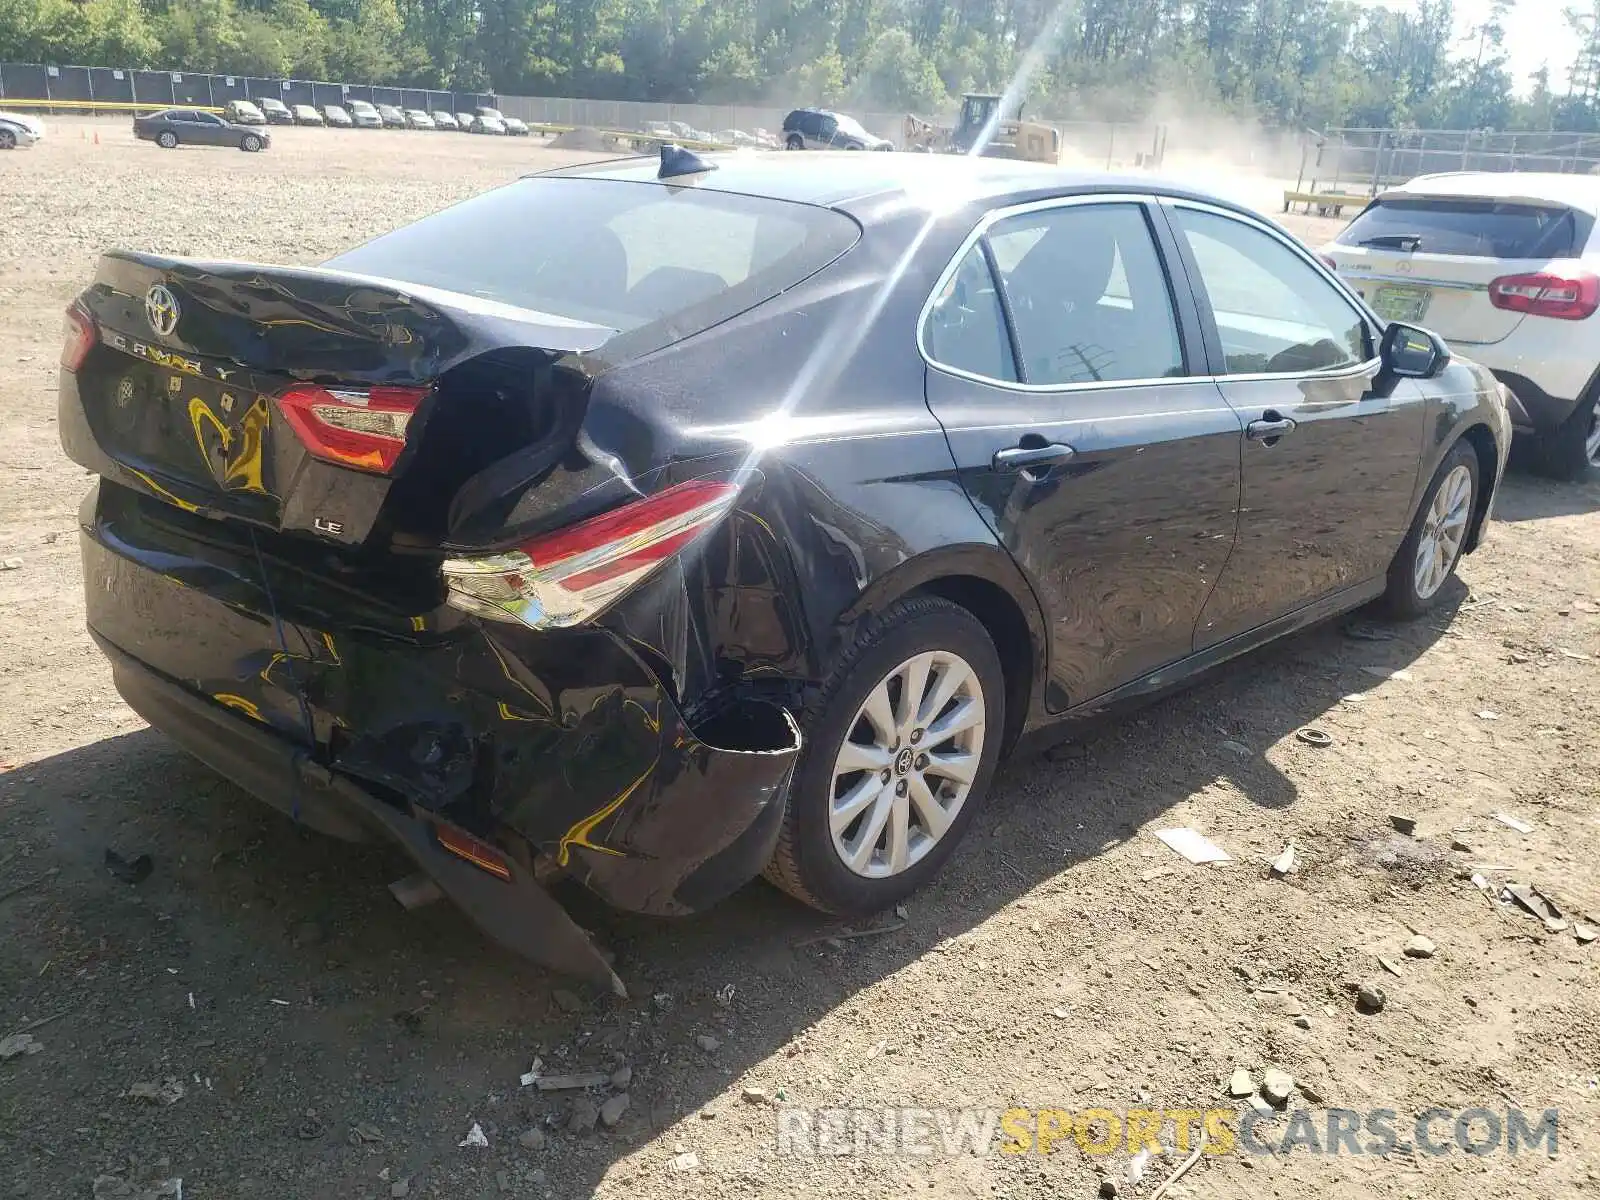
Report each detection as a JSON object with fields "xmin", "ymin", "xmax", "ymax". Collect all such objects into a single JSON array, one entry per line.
[
  {"xmin": 222, "ymin": 99, "xmax": 266, "ymax": 126},
  {"xmin": 503, "ymin": 116, "xmax": 530, "ymax": 136},
  {"xmin": 468, "ymin": 112, "xmax": 506, "ymax": 135},
  {"xmin": 321, "ymin": 105, "xmax": 354, "ymax": 128},
  {"xmin": 377, "ymin": 104, "xmax": 407, "ymax": 129},
  {"xmin": 0, "ymin": 111, "xmax": 44, "ymax": 149},
  {"xmin": 430, "ymin": 110, "xmax": 460, "ymax": 131},
  {"xmin": 782, "ymin": 107, "xmax": 893, "ymax": 151},
  {"xmin": 259, "ymin": 97, "xmax": 294, "ymax": 125},
  {"xmin": 347, "ymin": 100, "xmax": 384, "ymax": 129},
  {"xmin": 58, "ymin": 155, "xmax": 1508, "ymax": 987},
  {"xmin": 292, "ymin": 104, "xmax": 324, "ymax": 126},
  {"xmin": 403, "ymin": 109, "xmax": 435, "ymax": 130},
  {"xmin": 133, "ymin": 109, "xmax": 269, "ymax": 152},
  {"xmin": 1322, "ymin": 172, "xmax": 1600, "ymax": 479}
]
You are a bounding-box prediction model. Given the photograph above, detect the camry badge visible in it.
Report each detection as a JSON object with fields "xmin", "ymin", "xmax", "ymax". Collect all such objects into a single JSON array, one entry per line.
[{"xmin": 145, "ymin": 284, "xmax": 180, "ymax": 337}]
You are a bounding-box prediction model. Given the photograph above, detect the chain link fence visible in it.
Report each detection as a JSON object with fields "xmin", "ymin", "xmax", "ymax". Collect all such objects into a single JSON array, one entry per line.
[{"xmin": 1301, "ymin": 127, "xmax": 1600, "ymax": 195}]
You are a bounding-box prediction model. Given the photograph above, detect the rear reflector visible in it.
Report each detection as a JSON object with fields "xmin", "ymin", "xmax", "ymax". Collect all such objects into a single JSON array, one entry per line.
[
  {"xmin": 1487, "ymin": 272, "xmax": 1600, "ymax": 321},
  {"xmin": 278, "ymin": 383, "xmax": 427, "ymax": 473},
  {"xmin": 434, "ymin": 823, "xmax": 512, "ymax": 881},
  {"xmin": 61, "ymin": 304, "xmax": 96, "ymax": 373},
  {"xmin": 441, "ymin": 479, "xmax": 739, "ymax": 629}
]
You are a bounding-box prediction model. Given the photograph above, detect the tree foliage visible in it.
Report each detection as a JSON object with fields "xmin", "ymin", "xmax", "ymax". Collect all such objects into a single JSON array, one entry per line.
[{"xmin": 4, "ymin": 0, "xmax": 1600, "ymax": 130}]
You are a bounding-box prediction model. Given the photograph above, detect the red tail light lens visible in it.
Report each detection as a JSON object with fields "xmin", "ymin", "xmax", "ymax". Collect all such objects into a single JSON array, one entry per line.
[
  {"xmin": 1487, "ymin": 272, "xmax": 1600, "ymax": 321},
  {"xmin": 441, "ymin": 479, "xmax": 739, "ymax": 629},
  {"xmin": 1318, "ymin": 253, "xmax": 1339, "ymax": 270},
  {"xmin": 61, "ymin": 304, "xmax": 96, "ymax": 372},
  {"xmin": 277, "ymin": 383, "xmax": 427, "ymax": 474}
]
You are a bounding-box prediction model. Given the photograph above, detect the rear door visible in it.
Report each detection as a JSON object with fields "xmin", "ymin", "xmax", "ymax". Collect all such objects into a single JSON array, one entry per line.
[
  {"xmin": 1328, "ymin": 194, "xmax": 1592, "ymax": 349},
  {"xmin": 1164, "ymin": 200, "xmax": 1428, "ymax": 646},
  {"xmin": 193, "ymin": 112, "xmax": 231, "ymax": 145},
  {"xmin": 922, "ymin": 196, "xmax": 1243, "ymax": 709}
]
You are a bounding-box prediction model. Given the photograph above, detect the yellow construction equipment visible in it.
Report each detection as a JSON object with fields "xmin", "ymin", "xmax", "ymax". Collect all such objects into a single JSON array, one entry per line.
[{"xmin": 903, "ymin": 93, "xmax": 1059, "ymax": 163}]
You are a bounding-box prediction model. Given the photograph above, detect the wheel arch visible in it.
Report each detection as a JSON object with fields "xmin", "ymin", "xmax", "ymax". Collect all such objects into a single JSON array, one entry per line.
[
  {"xmin": 1457, "ymin": 422, "xmax": 1499, "ymax": 555},
  {"xmin": 838, "ymin": 545, "xmax": 1047, "ymax": 753}
]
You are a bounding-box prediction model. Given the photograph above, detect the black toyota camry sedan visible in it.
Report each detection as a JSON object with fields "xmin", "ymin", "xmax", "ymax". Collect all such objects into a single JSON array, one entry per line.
[{"xmin": 60, "ymin": 151, "xmax": 1509, "ymax": 991}]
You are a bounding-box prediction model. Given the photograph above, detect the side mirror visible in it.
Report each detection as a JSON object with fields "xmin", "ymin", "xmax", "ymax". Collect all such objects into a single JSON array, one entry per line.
[{"xmin": 1380, "ymin": 322, "xmax": 1449, "ymax": 379}]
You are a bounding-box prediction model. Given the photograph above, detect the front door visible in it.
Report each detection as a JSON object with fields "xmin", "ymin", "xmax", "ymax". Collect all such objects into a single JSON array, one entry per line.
[
  {"xmin": 922, "ymin": 197, "xmax": 1243, "ymax": 710},
  {"xmin": 1163, "ymin": 202, "xmax": 1429, "ymax": 648}
]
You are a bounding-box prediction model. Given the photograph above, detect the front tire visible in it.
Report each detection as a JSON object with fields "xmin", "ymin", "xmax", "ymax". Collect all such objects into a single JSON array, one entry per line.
[
  {"xmin": 0, "ymin": 129, "xmax": 15, "ymax": 150},
  {"xmin": 156, "ymin": 131, "xmax": 178, "ymax": 149},
  {"xmin": 241, "ymin": 134, "xmax": 262, "ymax": 152},
  {"xmin": 765, "ymin": 596, "xmax": 1005, "ymax": 916},
  {"xmin": 1383, "ymin": 440, "xmax": 1478, "ymax": 617},
  {"xmin": 1534, "ymin": 395, "xmax": 1599, "ymax": 482}
]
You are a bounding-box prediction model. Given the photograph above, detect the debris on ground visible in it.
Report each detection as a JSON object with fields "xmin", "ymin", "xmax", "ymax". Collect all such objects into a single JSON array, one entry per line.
[
  {"xmin": 1261, "ymin": 1067, "xmax": 1295, "ymax": 1106},
  {"xmin": 600, "ymin": 1092, "xmax": 630, "ymax": 1128},
  {"xmin": 1269, "ymin": 841, "xmax": 1298, "ymax": 877},
  {"xmin": 1294, "ymin": 1014, "xmax": 1312, "ymax": 1029},
  {"xmin": 669, "ymin": 1151, "xmax": 700, "ymax": 1172},
  {"xmin": 0, "ymin": 1032, "xmax": 43, "ymax": 1060},
  {"xmin": 610, "ymin": 1064, "xmax": 632, "ymax": 1089},
  {"xmin": 1294, "ymin": 727, "xmax": 1332, "ymax": 747},
  {"xmin": 1343, "ymin": 621, "xmax": 1398, "ymax": 641},
  {"xmin": 1361, "ymin": 667, "xmax": 1413, "ymax": 681},
  {"xmin": 1227, "ymin": 1068, "xmax": 1254, "ymax": 1097},
  {"xmin": 458, "ymin": 1122, "xmax": 489, "ymax": 1148},
  {"xmin": 1098, "ymin": 1178, "xmax": 1120, "ymax": 1198},
  {"xmin": 1139, "ymin": 866, "xmax": 1176, "ymax": 882},
  {"xmin": 1389, "ymin": 814, "xmax": 1419, "ymax": 835},
  {"xmin": 518, "ymin": 1127, "xmax": 547, "ymax": 1151},
  {"xmin": 1404, "ymin": 935, "xmax": 1437, "ymax": 958},
  {"xmin": 1451, "ymin": 836, "xmax": 1473, "ymax": 852},
  {"xmin": 741, "ymin": 1085, "xmax": 768, "ymax": 1104},
  {"xmin": 694, "ymin": 1034, "xmax": 721, "ymax": 1052},
  {"xmin": 1378, "ymin": 956, "xmax": 1403, "ymax": 977},
  {"xmin": 715, "ymin": 982, "xmax": 736, "ymax": 1007},
  {"xmin": 519, "ymin": 1056, "xmax": 545, "ymax": 1087},
  {"xmin": 103, "ymin": 848, "xmax": 153, "ymax": 885},
  {"xmin": 0, "ymin": 557, "xmax": 21, "ymax": 571},
  {"xmin": 1491, "ymin": 811, "xmax": 1534, "ymax": 833},
  {"xmin": 1502, "ymin": 884, "xmax": 1569, "ymax": 932},
  {"xmin": 793, "ymin": 920, "xmax": 906, "ymax": 947},
  {"xmin": 348, "ymin": 1121, "xmax": 384, "ymax": 1145},
  {"xmin": 390, "ymin": 1178, "xmax": 410, "ymax": 1198},
  {"xmin": 126, "ymin": 1077, "xmax": 185, "ymax": 1105},
  {"xmin": 1219, "ymin": 739, "xmax": 1250, "ymax": 757},
  {"xmin": 1575, "ymin": 923, "xmax": 1597, "ymax": 944},
  {"xmin": 1154, "ymin": 828, "xmax": 1232, "ymax": 865},
  {"xmin": 535, "ymin": 1071, "xmax": 610, "ymax": 1091},
  {"xmin": 1477, "ymin": 709, "xmax": 1501, "ymax": 720},
  {"xmin": 1356, "ymin": 983, "xmax": 1387, "ymax": 1014}
]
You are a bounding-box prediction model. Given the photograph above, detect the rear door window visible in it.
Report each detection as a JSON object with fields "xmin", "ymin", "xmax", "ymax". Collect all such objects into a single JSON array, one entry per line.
[
  {"xmin": 923, "ymin": 246, "xmax": 1017, "ymax": 382},
  {"xmin": 986, "ymin": 202, "xmax": 1185, "ymax": 386},
  {"xmin": 326, "ymin": 177, "xmax": 860, "ymax": 342},
  {"xmin": 1336, "ymin": 198, "xmax": 1589, "ymax": 258}
]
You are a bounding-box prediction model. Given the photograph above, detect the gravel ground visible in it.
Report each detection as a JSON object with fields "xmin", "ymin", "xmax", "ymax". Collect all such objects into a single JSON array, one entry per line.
[{"xmin": 1, "ymin": 116, "xmax": 1597, "ymax": 1200}]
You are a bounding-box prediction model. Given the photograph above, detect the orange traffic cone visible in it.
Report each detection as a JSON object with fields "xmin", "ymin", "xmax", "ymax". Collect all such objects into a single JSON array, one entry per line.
[{"xmin": 93, "ymin": 130, "xmax": 100, "ymax": 145}]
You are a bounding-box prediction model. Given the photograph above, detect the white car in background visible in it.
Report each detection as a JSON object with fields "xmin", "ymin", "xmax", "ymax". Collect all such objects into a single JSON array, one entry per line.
[
  {"xmin": 0, "ymin": 111, "xmax": 44, "ymax": 149},
  {"xmin": 1322, "ymin": 172, "xmax": 1600, "ymax": 479}
]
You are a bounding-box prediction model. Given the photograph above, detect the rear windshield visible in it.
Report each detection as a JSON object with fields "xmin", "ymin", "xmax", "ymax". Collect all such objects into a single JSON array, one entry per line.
[
  {"xmin": 1337, "ymin": 197, "xmax": 1590, "ymax": 258},
  {"xmin": 325, "ymin": 176, "xmax": 860, "ymax": 338}
]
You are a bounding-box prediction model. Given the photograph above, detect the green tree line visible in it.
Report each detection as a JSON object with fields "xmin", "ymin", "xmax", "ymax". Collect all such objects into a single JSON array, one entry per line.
[{"xmin": 6, "ymin": 0, "xmax": 1600, "ymax": 131}]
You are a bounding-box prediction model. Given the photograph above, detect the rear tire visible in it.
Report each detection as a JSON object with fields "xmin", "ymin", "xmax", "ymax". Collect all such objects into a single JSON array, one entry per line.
[
  {"xmin": 156, "ymin": 131, "xmax": 178, "ymax": 149},
  {"xmin": 0, "ymin": 129, "xmax": 15, "ymax": 150},
  {"xmin": 1383, "ymin": 440, "xmax": 1479, "ymax": 618},
  {"xmin": 764, "ymin": 596, "xmax": 1005, "ymax": 916},
  {"xmin": 241, "ymin": 134, "xmax": 262, "ymax": 153},
  {"xmin": 1534, "ymin": 395, "xmax": 1599, "ymax": 482},
  {"xmin": 786, "ymin": 134, "xmax": 804, "ymax": 150}
]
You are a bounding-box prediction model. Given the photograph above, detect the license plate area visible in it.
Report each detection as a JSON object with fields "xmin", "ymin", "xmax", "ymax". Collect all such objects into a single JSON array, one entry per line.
[{"xmin": 1371, "ymin": 284, "xmax": 1432, "ymax": 324}]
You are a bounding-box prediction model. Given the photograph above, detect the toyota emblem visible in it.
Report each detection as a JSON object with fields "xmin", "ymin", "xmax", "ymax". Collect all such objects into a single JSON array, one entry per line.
[{"xmin": 145, "ymin": 284, "xmax": 180, "ymax": 337}]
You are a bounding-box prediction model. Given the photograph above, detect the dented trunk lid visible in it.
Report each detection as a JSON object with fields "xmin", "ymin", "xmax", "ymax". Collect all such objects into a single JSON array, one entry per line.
[{"xmin": 63, "ymin": 251, "xmax": 615, "ymax": 546}]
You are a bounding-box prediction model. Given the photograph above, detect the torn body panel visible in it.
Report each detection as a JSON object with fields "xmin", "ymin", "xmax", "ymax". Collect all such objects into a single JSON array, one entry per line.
[{"xmin": 82, "ymin": 481, "xmax": 802, "ymax": 928}]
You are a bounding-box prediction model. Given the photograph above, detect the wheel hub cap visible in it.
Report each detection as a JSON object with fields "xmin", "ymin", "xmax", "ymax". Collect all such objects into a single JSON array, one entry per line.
[
  {"xmin": 828, "ymin": 650, "xmax": 987, "ymax": 880},
  {"xmin": 1413, "ymin": 463, "xmax": 1472, "ymax": 601}
]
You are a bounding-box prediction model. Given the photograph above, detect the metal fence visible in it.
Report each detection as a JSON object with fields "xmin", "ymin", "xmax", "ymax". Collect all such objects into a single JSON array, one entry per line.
[
  {"xmin": 0, "ymin": 61, "xmax": 494, "ymax": 116},
  {"xmin": 1300, "ymin": 127, "xmax": 1600, "ymax": 195}
]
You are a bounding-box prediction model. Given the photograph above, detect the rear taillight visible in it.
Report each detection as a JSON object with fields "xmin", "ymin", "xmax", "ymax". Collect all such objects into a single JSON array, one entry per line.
[
  {"xmin": 1487, "ymin": 272, "xmax": 1600, "ymax": 321},
  {"xmin": 1318, "ymin": 253, "xmax": 1338, "ymax": 270},
  {"xmin": 277, "ymin": 383, "xmax": 427, "ymax": 474},
  {"xmin": 441, "ymin": 479, "xmax": 739, "ymax": 629},
  {"xmin": 61, "ymin": 305, "xmax": 96, "ymax": 372}
]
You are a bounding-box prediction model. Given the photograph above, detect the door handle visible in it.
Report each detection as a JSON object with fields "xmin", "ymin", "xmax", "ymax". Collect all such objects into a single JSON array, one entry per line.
[
  {"xmin": 1245, "ymin": 413, "xmax": 1297, "ymax": 443},
  {"xmin": 993, "ymin": 442, "xmax": 1077, "ymax": 473}
]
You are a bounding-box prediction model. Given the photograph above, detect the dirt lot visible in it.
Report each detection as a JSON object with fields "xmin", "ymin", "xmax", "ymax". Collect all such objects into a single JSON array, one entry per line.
[{"xmin": 1, "ymin": 116, "xmax": 1597, "ymax": 1200}]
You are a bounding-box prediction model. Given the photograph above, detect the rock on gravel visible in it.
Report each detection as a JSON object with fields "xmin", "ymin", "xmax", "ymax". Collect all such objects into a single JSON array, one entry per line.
[
  {"xmin": 1261, "ymin": 1068, "xmax": 1295, "ymax": 1106},
  {"xmin": 600, "ymin": 1092, "xmax": 630, "ymax": 1128},
  {"xmin": 1227, "ymin": 1068, "xmax": 1254, "ymax": 1097},
  {"xmin": 1404, "ymin": 935, "xmax": 1437, "ymax": 958}
]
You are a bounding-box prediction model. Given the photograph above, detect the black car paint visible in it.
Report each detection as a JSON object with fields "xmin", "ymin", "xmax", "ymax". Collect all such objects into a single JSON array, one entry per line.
[{"xmin": 62, "ymin": 156, "xmax": 1508, "ymax": 983}]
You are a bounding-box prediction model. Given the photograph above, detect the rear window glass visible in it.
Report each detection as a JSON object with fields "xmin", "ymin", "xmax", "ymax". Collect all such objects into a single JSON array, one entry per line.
[
  {"xmin": 1337, "ymin": 198, "xmax": 1589, "ymax": 258},
  {"xmin": 325, "ymin": 177, "xmax": 860, "ymax": 338}
]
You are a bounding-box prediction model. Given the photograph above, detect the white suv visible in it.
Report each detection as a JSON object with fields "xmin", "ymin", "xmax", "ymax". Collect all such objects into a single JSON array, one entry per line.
[{"xmin": 1321, "ymin": 172, "xmax": 1600, "ymax": 479}]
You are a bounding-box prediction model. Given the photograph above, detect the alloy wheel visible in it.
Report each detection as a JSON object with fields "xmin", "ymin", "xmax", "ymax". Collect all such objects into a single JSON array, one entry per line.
[
  {"xmin": 828, "ymin": 650, "xmax": 986, "ymax": 879},
  {"xmin": 1586, "ymin": 398, "xmax": 1600, "ymax": 467},
  {"xmin": 1413, "ymin": 463, "xmax": 1473, "ymax": 600}
]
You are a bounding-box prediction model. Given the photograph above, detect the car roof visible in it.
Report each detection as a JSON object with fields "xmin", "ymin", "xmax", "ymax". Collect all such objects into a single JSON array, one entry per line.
[
  {"xmin": 1383, "ymin": 171, "xmax": 1600, "ymax": 216},
  {"xmin": 541, "ymin": 151, "xmax": 1258, "ymax": 217}
]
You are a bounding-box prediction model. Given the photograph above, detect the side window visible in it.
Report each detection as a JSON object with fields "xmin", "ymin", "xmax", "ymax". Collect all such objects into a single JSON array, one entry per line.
[
  {"xmin": 923, "ymin": 245, "xmax": 1016, "ymax": 383},
  {"xmin": 987, "ymin": 203, "xmax": 1185, "ymax": 386},
  {"xmin": 1172, "ymin": 207, "xmax": 1371, "ymax": 376},
  {"xmin": 817, "ymin": 115, "xmax": 837, "ymax": 140}
]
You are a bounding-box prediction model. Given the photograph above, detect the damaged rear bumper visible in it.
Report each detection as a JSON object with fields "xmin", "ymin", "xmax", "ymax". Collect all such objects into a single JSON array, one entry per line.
[{"xmin": 81, "ymin": 484, "xmax": 802, "ymax": 984}]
